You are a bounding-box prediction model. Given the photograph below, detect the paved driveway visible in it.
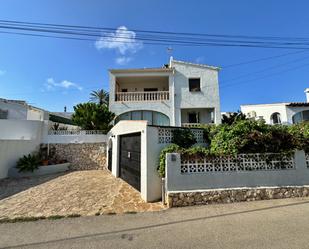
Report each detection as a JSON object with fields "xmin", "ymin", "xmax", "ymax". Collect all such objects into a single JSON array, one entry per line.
[
  {"xmin": 1, "ymin": 197, "xmax": 309, "ymax": 248},
  {"xmin": 0, "ymin": 170, "xmax": 163, "ymax": 219}
]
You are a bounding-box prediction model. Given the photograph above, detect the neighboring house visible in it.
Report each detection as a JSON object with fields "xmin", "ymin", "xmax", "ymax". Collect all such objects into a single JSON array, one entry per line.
[
  {"xmin": 0, "ymin": 98, "xmax": 48, "ymax": 121},
  {"xmin": 240, "ymin": 88, "xmax": 309, "ymax": 124},
  {"xmin": 51, "ymin": 112, "xmax": 73, "ymax": 120},
  {"xmin": 109, "ymin": 58, "xmax": 221, "ymax": 127}
]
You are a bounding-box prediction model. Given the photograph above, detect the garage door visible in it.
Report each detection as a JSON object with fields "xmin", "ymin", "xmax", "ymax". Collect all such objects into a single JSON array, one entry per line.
[{"xmin": 119, "ymin": 132, "xmax": 141, "ymax": 191}]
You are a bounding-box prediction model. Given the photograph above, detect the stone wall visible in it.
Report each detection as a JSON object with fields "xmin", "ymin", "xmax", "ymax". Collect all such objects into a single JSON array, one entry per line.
[
  {"xmin": 45, "ymin": 143, "xmax": 106, "ymax": 170},
  {"xmin": 167, "ymin": 186, "xmax": 309, "ymax": 207}
]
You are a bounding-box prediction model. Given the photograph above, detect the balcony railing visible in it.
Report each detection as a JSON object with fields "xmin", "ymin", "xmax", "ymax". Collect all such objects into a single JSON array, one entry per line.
[
  {"xmin": 115, "ymin": 91, "xmax": 169, "ymax": 102},
  {"xmin": 182, "ymin": 123, "xmax": 214, "ymax": 128}
]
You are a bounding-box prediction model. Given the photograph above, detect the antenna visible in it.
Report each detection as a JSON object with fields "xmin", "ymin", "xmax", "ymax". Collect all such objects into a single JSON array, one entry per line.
[{"xmin": 167, "ymin": 46, "xmax": 173, "ymax": 66}]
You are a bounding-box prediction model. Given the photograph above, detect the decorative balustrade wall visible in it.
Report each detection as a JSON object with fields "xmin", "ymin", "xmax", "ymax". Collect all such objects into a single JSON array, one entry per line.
[
  {"xmin": 181, "ymin": 153, "xmax": 295, "ymax": 174},
  {"xmin": 158, "ymin": 127, "xmax": 205, "ymax": 144},
  {"xmin": 115, "ymin": 91, "xmax": 169, "ymax": 102},
  {"xmin": 165, "ymin": 150, "xmax": 309, "ymax": 193}
]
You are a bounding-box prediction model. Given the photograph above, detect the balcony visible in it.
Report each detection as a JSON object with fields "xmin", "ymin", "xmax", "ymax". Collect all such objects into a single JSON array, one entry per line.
[{"xmin": 115, "ymin": 91, "xmax": 169, "ymax": 102}]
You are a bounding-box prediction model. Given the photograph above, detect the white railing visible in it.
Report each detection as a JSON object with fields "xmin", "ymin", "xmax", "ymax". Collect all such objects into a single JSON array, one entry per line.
[
  {"xmin": 182, "ymin": 123, "xmax": 215, "ymax": 128},
  {"xmin": 115, "ymin": 91, "xmax": 169, "ymax": 102},
  {"xmin": 48, "ymin": 130, "xmax": 105, "ymax": 135}
]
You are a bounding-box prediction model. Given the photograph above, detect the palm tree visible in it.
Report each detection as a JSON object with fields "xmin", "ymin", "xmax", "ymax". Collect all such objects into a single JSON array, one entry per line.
[{"xmin": 90, "ymin": 89, "xmax": 109, "ymax": 106}]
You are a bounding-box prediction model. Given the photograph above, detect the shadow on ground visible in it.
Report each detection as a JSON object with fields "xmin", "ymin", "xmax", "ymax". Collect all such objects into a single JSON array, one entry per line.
[{"xmin": 0, "ymin": 172, "xmax": 69, "ymax": 200}]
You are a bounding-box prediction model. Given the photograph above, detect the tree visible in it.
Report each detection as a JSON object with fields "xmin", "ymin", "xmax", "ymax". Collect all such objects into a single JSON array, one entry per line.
[
  {"xmin": 72, "ymin": 103, "xmax": 115, "ymax": 133},
  {"xmin": 222, "ymin": 111, "xmax": 247, "ymax": 125},
  {"xmin": 90, "ymin": 89, "xmax": 109, "ymax": 106}
]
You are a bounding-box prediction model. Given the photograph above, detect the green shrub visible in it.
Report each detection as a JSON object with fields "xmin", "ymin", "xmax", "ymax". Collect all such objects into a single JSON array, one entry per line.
[
  {"xmin": 288, "ymin": 122, "xmax": 309, "ymax": 152},
  {"xmin": 157, "ymin": 144, "xmax": 182, "ymax": 177},
  {"xmin": 171, "ymin": 129, "xmax": 196, "ymax": 148},
  {"xmin": 72, "ymin": 102, "xmax": 115, "ymax": 133},
  {"xmin": 181, "ymin": 146, "xmax": 210, "ymax": 160},
  {"xmin": 16, "ymin": 154, "xmax": 41, "ymax": 172},
  {"xmin": 209, "ymin": 120, "xmax": 299, "ymax": 155}
]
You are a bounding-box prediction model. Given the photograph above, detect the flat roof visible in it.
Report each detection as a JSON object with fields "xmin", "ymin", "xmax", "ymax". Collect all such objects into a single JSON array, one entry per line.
[
  {"xmin": 109, "ymin": 67, "xmax": 173, "ymax": 74},
  {"xmin": 241, "ymin": 102, "xmax": 309, "ymax": 107},
  {"xmin": 171, "ymin": 59, "xmax": 221, "ymax": 70}
]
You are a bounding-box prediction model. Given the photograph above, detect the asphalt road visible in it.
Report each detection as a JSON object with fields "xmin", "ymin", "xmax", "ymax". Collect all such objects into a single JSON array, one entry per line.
[{"xmin": 1, "ymin": 197, "xmax": 309, "ymax": 249}]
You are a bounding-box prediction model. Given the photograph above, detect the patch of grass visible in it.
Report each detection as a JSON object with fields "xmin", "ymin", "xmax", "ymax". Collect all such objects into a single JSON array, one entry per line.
[
  {"xmin": 47, "ymin": 215, "xmax": 65, "ymax": 220},
  {"xmin": 106, "ymin": 212, "xmax": 116, "ymax": 215},
  {"xmin": 67, "ymin": 214, "xmax": 81, "ymax": 218},
  {"xmin": 124, "ymin": 211, "xmax": 137, "ymax": 214},
  {"xmin": 0, "ymin": 216, "xmax": 46, "ymax": 223}
]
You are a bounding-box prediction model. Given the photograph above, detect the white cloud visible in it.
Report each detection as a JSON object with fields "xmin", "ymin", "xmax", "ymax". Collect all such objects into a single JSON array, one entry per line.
[
  {"xmin": 95, "ymin": 26, "xmax": 143, "ymax": 55},
  {"xmin": 115, "ymin": 56, "xmax": 132, "ymax": 65},
  {"xmin": 0, "ymin": 70, "xmax": 6, "ymax": 76},
  {"xmin": 45, "ymin": 78, "xmax": 82, "ymax": 91}
]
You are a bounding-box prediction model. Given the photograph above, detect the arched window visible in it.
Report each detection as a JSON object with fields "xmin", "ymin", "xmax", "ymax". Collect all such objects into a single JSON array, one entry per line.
[
  {"xmin": 270, "ymin": 112, "xmax": 281, "ymax": 124},
  {"xmin": 115, "ymin": 110, "xmax": 170, "ymax": 126},
  {"xmin": 292, "ymin": 110, "xmax": 309, "ymax": 124}
]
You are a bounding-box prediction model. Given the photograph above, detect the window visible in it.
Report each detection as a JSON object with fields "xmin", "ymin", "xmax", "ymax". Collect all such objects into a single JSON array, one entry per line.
[
  {"xmin": 115, "ymin": 110, "xmax": 170, "ymax": 126},
  {"xmin": 189, "ymin": 78, "xmax": 201, "ymax": 92},
  {"xmin": 188, "ymin": 112, "xmax": 199, "ymax": 123},
  {"xmin": 0, "ymin": 109, "xmax": 8, "ymax": 119},
  {"xmin": 270, "ymin": 112, "xmax": 281, "ymax": 124},
  {"xmin": 292, "ymin": 110, "xmax": 309, "ymax": 124},
  {"xmin": 121, "ymin": 89, "xmax": 128, "ymax": 92}
]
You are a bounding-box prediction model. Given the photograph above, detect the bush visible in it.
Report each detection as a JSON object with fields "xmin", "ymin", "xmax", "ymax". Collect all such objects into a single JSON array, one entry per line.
[
  {"xmin": 210, "ymin": 120, "xmax": 298, "ymax": 155},
  {"xmin": 171, "ymin": 129, "xmax": 196, "ymax": 148},
  {"xmin": 157, "ymin": 144, "xmax": 182, "ymax": 177},
  {"xmin": 16, "ymin": 154, "xmax": 41, "ymax": 172},
  {"xmin": 288, "ymin": 122, "xmax": 309, "ymax": 152},
  {"xmin": 72, "ymin": 103, "xmax": 115, "ymax": 133}
]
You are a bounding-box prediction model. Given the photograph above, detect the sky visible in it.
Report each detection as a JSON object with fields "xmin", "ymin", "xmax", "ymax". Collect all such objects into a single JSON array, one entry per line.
[{"xmin": 0, "ymin": 0, "xmax": 309, "ymax": 112}]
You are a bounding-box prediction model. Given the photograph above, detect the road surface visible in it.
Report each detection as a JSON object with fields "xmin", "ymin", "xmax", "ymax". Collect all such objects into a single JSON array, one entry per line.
[{"xmin": 1, "ymin": 197, "xmax": 309, "ymax": 249}]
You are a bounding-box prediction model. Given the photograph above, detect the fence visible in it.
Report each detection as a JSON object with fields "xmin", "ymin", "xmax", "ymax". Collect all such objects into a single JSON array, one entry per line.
[
  {"xmin": 157, "ymin": 127, "xmax": 205, "ymax": 144},
  {"xmin": 46, "ymin": 130, "xmax": 107, "ymax": 144},
  {"xmin": 166, "ymin": 150, "xmax": 309, "ymax": 192}
]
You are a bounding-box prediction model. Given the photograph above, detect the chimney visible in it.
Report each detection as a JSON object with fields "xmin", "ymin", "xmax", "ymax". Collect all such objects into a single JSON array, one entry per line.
[{"xmin": 305, "ymin": 88, "xmax": 309, "ymax": 103}]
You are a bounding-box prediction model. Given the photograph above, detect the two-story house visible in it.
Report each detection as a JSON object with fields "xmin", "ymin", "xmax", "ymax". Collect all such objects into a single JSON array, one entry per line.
[{"xmin": 109, "ymin": 58, "xmax": 221, "ymax": 127}]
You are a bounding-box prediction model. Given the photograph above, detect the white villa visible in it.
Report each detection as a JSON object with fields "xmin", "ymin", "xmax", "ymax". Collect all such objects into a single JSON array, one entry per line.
[
  {"xmin": 0, "ymin": 98, "xmax": 48, "ymax": 121},
  {"xmin": 241, "ymin": 88, "xmax": 309, "ymax": 125},
  {"xmin": 109, "ymin": 58, "xmax": 221, "ymax": 127}
]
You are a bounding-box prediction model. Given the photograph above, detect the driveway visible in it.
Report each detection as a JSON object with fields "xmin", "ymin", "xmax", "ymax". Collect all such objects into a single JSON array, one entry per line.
[
  {"xmin": 1, "ymin": 197, "xmax": 309, "ymax": 248},
  {"xmin": 0, "ymin": 170, "xmax": 163, "ymax": 219}
]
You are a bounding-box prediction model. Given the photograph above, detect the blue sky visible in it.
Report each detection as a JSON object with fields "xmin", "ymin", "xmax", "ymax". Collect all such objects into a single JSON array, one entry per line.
[{"xmin": 0, "ymin": 0, "xmax": 309, "ymax": 112}]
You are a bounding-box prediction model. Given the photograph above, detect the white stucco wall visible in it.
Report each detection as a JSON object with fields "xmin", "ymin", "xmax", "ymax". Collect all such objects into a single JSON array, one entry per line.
[
  {"xmin": 0, "ymin": 101, "xmax": 27, "ymax": 120},
  {"xmin": 170, "ymin": 60, "xmax": 221, "ymax": 125},
  {"xmin": 0, "ymin": 120, "xmax": 44, "ymax": 179},
  {"xmin": 107, "ymin": 121, "xmax": 164, "ymax": 202},
  {"xmin": 166, "ymin": 151, "xmax": 309, "ymax": 192},
  {"xmin": 241, "ymin": 103, "xmax": 309, "ymax": 124}
]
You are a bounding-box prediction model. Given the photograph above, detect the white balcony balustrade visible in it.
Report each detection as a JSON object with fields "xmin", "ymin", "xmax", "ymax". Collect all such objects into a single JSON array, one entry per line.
[{"xmin": 115, "ymin": 91, "xmax": 169, "ymax": 102}]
